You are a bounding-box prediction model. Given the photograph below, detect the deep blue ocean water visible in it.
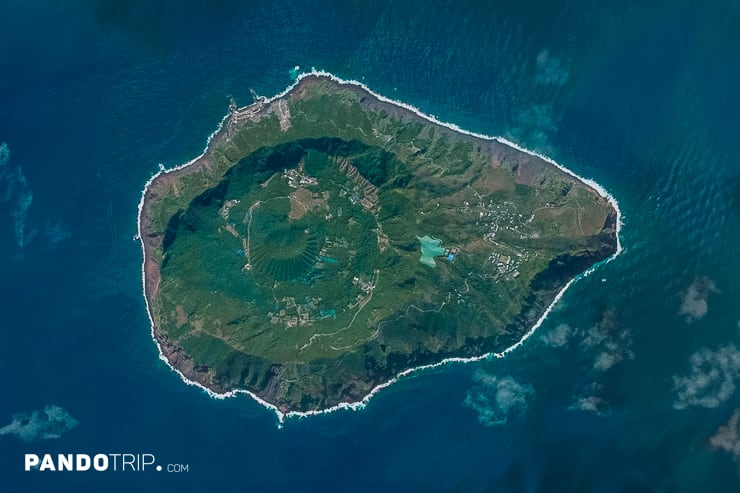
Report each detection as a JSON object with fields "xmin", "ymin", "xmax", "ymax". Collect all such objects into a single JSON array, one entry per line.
[{"xmin": 1, "ymin": 1, "xmax": 739, "ymax": 491}]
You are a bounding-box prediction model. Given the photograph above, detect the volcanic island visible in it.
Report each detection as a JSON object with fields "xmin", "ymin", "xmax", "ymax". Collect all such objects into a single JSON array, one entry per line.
[{"xmin": 138, "ymin": 74, "xmax": 619, "ymax": 416}]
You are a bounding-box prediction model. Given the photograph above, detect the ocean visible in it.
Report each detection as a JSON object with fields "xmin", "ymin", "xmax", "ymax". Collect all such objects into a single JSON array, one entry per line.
[{"xmin": 1, "ymin": 0, "xmax": 738, "ymax": 491}]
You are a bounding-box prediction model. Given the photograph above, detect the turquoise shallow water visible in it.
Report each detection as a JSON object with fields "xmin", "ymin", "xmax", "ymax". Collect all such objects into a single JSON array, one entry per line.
[{"xmin": 1, "ymin": 0, "xmax": 739, "ymax": 491}]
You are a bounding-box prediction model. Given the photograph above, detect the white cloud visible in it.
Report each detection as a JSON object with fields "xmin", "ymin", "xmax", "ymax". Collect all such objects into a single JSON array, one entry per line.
[
  {"xmin": 560, "ymin": 311, "xmax": 633, "ymax": 415},
  {"xmin": 0, "ymin": 142, "xmax": 35, "ymax": 249},
  {"xmin": 541, "ymin": 312, "xmax": 633, "ymax": 371},
  {"xmin": 679, "ymin": 276, "xmax": 719, "ymax": 323},
  {"xmin": 463, "ymin": 370, "xmax": 534, "ymax": 426},
  {"xmin": 0, "ymin": 405, "xmax": 78, "ymax": 441},
  {"xmin": 510, "ymin": 103, "xmax": 559, "ymax": 152},
  {"xmin": 593, "ymin": 352, "xmax": 619, "ymax": 371},
  {"xmin": 710, "ymin": 409, "xmax": 740, "ymax": 459},
  {"xmin": 43, "ymin": 221, "xmax": 71, "ymax": 244},
  {"xmin": 569, "ymin": 382, "xmax": 611, "ymax": 416},
  {"xmin": 582, "ymin": 310, "xmax": 634, "ymax": 372},
  {"xmin": 570, "ymin": 395, "xmax": 610, "ymax": 416},
  {"xmin": 535, "ymin": 49, "xmax": 570, "ymax": 86},
  {"xmin": 541, "ymin": 323, "xmax": 573, "ymax": 348},
  {"xmin": 673, "ymin": 345, "xmax": 740, "ymax": 409},
  {"xmin": 515, "ymin": 104, "xmax": 557, "ymax": 137}
]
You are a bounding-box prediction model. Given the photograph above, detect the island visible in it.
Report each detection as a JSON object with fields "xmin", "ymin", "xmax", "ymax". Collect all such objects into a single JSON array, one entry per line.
[{"xmin": 138, "ymin": 73, "xmax": 619, "ymax": 418}]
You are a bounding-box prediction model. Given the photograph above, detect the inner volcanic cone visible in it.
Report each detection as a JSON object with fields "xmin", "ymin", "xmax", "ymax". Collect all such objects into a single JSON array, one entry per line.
[{"xmin": 249, "ymin": 221, "xmax": 320, "ymax": 281}]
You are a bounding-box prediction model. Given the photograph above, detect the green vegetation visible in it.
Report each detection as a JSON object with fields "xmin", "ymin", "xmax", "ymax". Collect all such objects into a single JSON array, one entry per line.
[{"xmin": 142, "ymin": 76, "xmax": 618, "ymax": 412}]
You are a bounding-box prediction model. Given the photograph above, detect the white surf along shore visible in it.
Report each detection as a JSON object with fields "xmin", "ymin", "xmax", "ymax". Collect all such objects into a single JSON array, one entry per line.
[{"xmin": 137, "ymin": 69, "xmax": 624, "ymax": 426}]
